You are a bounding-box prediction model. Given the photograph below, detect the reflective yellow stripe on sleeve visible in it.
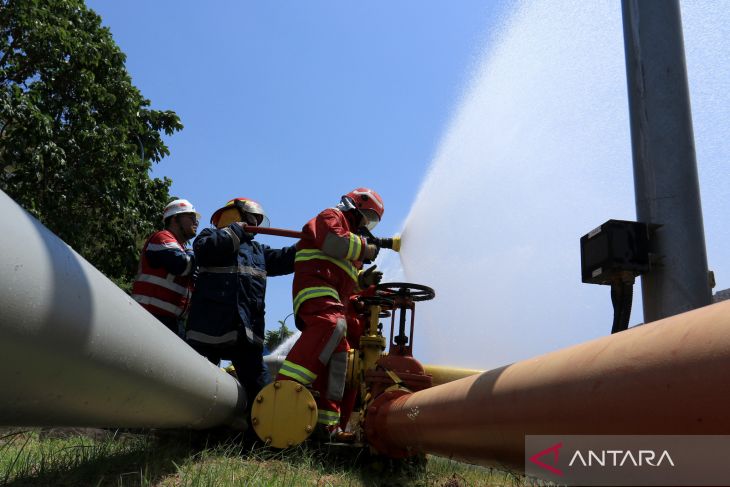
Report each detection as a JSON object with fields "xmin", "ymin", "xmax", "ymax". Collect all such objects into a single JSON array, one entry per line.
[
  {"xmin": 293, "ymin": 286, "xmax": 340, "ymax": 315},
  {"xmin": 295, "ymin": 249, "xmax": 359, "ymax": 283},
  {"xmin": 345, "ymin": 233, "xmax": 362, "ymax": 260}
]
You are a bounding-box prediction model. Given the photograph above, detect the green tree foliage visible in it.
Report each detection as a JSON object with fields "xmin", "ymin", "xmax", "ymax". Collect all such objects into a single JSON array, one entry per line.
[
  {"xmin": 0, "ymin": 0, "xmax": 182, "ymax": 285},
  {"xmin": 265, "ymin": 319, "xmax": 295, "ymax": 352}
]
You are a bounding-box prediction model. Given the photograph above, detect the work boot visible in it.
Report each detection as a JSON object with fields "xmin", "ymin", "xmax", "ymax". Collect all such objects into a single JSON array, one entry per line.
[
  {"xmin": 330, "ymin": 427, "xmax": 355, "ymax": 444},
  {"xmin": 311, "ymin": 425, "xmax": 355, "ymax": 444}
]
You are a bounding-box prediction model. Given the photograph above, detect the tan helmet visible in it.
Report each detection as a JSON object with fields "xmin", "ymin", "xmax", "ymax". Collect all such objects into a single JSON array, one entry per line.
[{"xmin": 210, "ymin": 197, "xmax": 270, "ymax": 229}]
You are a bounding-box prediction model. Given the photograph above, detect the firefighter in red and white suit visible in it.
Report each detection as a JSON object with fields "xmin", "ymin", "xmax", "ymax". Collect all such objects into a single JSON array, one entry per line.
[
  {"xmin": 132, "ymin": 199, "xmax": 200, "ymax": 336},
  {"xmin": 277, "ymin": 188, "xmax": 384, "ymax": 439}
]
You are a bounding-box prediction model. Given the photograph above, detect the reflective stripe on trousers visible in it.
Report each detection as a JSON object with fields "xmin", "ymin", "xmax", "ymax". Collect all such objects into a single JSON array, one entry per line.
[
  {"xmin": 279, "ymin": 360, "xmax": 317, "ymax": 385},
  {"xmin": 186, "ymin": 328, "xmax": 262, "ymax": 347},
  {"xmin": 319, "ymin": 317, "xmax": 347, "ymax": 365},
  {"xmin": 326, "ymin": 351, "xmax": 347, "ymax": 401},
  {"xmin": 317, "ymin": 409, "xmax": 340, "ymax": 426},
  {"xmin": 185, "ymin": 329, "xmax": 238, "ymax": 346}
]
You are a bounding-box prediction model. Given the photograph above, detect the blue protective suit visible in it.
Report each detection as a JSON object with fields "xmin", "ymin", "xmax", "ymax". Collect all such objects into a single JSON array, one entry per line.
[{"xmin": 186, "ymin": 223, "xmax": 295, "ymax": 405}]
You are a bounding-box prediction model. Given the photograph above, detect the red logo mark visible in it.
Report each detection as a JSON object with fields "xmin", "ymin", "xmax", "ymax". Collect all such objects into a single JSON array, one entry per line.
[{"xmin": 529, "ymin": 442, "xmax": 564, "ymax": 476}]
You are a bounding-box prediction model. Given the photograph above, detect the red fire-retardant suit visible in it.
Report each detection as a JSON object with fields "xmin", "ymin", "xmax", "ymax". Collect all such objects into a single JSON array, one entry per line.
[{"xmin": 276, "ymin": 207, "xmax": 372, "ymax": 428}]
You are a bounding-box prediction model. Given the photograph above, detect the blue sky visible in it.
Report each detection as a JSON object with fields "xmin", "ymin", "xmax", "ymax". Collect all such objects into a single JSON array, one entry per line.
[
  {"xmin": 86, "ymin": 1, "xmax": 507, "ymax": 334},
  {"xmin": 83, "ymin": 2, "xmax": 730, "ymax": 369}
]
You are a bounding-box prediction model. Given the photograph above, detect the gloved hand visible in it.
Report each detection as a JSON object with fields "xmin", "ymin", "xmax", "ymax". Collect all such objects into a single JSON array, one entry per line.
[
  {"xmin": 362, "ymin": 243, "xmax": 379, "ymax": 262},
  {"xmin": 358, "ymin": 265, "xmax": 383, "ymax": 288}
]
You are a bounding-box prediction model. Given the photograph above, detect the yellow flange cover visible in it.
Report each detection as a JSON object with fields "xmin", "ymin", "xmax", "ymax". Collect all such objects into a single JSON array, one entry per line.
[{"xmin": 250, "ymin": 380, "xmax": 318, "ymax": 448}]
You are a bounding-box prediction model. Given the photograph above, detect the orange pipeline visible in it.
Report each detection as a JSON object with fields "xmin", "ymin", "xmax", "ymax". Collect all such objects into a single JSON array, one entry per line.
[{"xmin": 364, "ymin": 299, "xmax": 730, "ymax": 470}]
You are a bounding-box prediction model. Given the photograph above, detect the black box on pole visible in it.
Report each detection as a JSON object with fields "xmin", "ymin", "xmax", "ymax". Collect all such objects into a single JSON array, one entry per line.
[{"xmin": 580, "ymin": 219, "xmax": 651, "ymax": 285}]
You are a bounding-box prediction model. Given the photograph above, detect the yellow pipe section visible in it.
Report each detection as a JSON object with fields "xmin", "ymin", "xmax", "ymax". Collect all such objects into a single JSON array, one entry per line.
[{"xmin": 423, "ymin": 365, "xmax": 483, "ymax": 386}]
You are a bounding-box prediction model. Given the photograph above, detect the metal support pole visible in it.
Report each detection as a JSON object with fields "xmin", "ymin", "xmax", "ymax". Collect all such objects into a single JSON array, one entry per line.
[
  {"xmin": 622, "ymin": 0, "xmax": 711, "ymax": 322},
  {"xmin": 0, "ymin": 190, "xmax": 247, "ymax": 429}
]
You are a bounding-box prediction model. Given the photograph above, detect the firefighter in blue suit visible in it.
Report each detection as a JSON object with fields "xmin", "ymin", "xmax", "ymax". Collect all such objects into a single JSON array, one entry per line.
[{"xmin": 186, "ymin": 197, "xmax": 295, "ymax": 408}]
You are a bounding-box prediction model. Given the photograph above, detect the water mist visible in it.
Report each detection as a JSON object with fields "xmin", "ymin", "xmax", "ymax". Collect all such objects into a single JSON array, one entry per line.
[{"xmin": 379, "ymin": 0, "xmax": 730, "ymax": 369}]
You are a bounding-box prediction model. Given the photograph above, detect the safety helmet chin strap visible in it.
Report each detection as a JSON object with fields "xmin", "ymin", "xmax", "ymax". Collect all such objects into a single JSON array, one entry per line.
[
  {"xmin": 357, "ymin": 225, "xmax": 375, "ymax": 239},
  {"xmin": 233, "ymin": 199, "xmax": 250, "ymax": 223},
  {"xmin": 336, "ymin": 195, "xmax": 356, "ymax": 212},
  {"xmin": 337, "ymin": 196, "xmax": 366, "ymax": 230}
]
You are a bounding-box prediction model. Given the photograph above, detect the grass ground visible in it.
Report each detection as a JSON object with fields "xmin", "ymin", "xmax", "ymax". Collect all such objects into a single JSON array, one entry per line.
[{"xmin": 0, "ymin": 428, "xmax": 529, "ymax": 486}]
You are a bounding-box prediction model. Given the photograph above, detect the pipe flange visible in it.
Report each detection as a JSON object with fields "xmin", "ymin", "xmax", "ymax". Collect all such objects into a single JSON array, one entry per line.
[{"xmin": 363, "ymin": 388, "xmax": 414, "ymax": 458}]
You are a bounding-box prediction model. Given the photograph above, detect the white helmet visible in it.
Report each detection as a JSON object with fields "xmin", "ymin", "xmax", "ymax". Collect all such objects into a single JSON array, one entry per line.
[{"xmin": 162, "ymin": 199, "xmax": 201, "ymax": 222}]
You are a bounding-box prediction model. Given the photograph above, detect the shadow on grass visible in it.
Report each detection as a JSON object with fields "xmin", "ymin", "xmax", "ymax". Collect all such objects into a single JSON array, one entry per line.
[
  {"xmin": 245, "ymin": 438, "xmax": 436, "ymax": 487},
  {"xmin": 250, "ymin": 441, "xmax": 529, "ymax": 487},
  {"xmin": 1, "ymin": 428, "xmax": 237, "ymax": 487},
  {"xmin": 2, "ymin": 429, "xmax": 526, "ymax": 487}
]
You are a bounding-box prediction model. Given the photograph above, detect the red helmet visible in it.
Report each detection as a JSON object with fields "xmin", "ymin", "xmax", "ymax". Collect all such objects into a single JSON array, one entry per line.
[
  {"xmin": 343, "ymin": 188, "xmax": 384, "ymax": 230},
  {"xmin": 210, "ymin": 197, "xmax": 270, "ymax": 229}
]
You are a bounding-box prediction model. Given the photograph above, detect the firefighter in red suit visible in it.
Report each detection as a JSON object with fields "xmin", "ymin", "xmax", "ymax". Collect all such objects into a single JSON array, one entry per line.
[
  {"xmin": 132, "ymin": 199, "xmax": 200, "ymax": 337},
  {"xmin": 277, "ymin": 188, "xmax": 384, "ymax": 441}
]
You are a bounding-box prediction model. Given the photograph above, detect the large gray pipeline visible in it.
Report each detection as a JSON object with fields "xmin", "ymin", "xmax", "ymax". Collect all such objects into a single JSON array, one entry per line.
[{"xmin": 0, "ymin": 190, "xmax": 246, "ymax": 429}]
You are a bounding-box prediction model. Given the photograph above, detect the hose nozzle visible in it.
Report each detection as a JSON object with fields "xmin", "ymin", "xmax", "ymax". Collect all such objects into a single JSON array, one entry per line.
[{"xmin": 372, "ymin": 235, "xmax": 401, "ymax": 252}]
